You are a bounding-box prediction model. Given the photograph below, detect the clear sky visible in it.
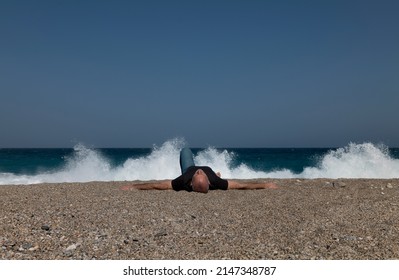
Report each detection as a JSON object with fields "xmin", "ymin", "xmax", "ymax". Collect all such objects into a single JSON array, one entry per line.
[{"xmin": 1, "ymin": 0, "xmax": 398, "ymax": 148}]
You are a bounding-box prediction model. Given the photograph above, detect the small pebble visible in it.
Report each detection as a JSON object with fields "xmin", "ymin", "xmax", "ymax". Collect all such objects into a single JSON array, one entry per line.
[
  {"xmin": 41, "ymin": 225, "xmax": 50, "ymax": 231},
  {"xmin": 344, "ymin": 235, "xmax": 357, "ymax": 241},
  {"xmin": 66, "ymin": 244, "xmax": 77, "ymax": 251},
  {"xmin": 64, "ymin": 250, "xmax": 74, "ymax": 257},
  {"xmin": 63, "ymin": 244, "xmax": 78, "ymax": 257},
  {"xmin": 155, "ymin": 230, "xmax": 167, "ymax": 237},
  {"xmin": 29, "ymin": 245, "xmax": 39, "ymax": 252},
  {"xmin": 333, "ymin": 181, "xmax": 346, "ymax": 188},
  {"xmin": 22, "ymin": 243, "xmax": 33, "ymax": 250}
]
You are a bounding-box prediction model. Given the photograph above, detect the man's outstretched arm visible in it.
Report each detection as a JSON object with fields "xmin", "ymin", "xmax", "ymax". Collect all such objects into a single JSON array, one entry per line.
[
  {"xmin": 227, "ymin": 180, "xmax": 278, "ymax": 190},
  {"xmin": 120, "ymin": 179, "xmax": 278, "ymax": 191},
  {"xmin": 120, "ymin": 180, "xmax": 172, "ymax": 190}
]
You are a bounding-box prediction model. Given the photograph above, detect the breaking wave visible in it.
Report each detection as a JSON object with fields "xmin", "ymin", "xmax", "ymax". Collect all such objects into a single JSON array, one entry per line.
[{"xmin": 0, "ymin": 139, "xmax": 398, "ymax": 185}]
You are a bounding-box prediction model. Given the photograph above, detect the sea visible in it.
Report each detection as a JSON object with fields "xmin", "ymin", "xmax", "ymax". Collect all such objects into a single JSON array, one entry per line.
[{"xmin": 0, "ymin": 139, "xmax": 398, "ymax": 185}]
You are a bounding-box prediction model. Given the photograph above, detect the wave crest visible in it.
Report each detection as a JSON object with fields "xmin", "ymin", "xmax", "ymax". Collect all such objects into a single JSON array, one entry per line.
[{"xmin": 300, "ymin": 142, "xmax": 399, "ymax": 178}]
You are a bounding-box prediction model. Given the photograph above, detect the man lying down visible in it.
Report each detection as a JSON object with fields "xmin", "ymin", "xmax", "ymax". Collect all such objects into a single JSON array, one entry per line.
[{"xmin": 122, "ymin": 148, "xmax": 278, "ymax": 193}]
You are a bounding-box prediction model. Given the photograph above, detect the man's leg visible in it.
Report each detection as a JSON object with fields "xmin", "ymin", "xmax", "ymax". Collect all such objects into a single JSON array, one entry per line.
[{"xmin": 180, "ymin": 147, "xmax": 195, "ymax": 174}]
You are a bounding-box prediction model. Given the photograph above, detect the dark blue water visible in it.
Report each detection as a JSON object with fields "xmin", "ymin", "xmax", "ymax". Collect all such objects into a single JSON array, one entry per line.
[
  {"xmin": 224, "ymin": 148, "xmax": 330, "ymax": 174},
  {"xmin": 0, "ymin": 148, "xmax": 331, "ymax": 175}
]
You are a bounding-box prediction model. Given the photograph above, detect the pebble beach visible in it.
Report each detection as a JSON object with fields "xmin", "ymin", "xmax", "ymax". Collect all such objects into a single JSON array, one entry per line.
[{"xmin": 1, "ymin": 179, "xmax": 399, "ymax": 260}]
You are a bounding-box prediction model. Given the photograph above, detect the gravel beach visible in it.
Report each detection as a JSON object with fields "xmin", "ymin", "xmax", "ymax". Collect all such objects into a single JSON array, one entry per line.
[{"xmin": 1, "ymin": 179, "xmax": 398, "ymax": 260}]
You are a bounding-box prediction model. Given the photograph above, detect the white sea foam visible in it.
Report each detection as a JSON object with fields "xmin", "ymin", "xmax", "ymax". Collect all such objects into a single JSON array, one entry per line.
[
  {"xmin": 0, "ymin": 140, "xmax": 398, "ymax": 185},
  {"xmin": 192, "ymin": 142, "xmax": 399, "ymax": 179},
  {"xmin": 0, "ymin": 139, "xmax": 184, "ymax": 185},
  {"xmin": 299, "ymin": 143, "xmax": 399, "ymax": 179},
  {"xmin": 112, "ymin": 138, "xmax": 184, "ymax": 181}
]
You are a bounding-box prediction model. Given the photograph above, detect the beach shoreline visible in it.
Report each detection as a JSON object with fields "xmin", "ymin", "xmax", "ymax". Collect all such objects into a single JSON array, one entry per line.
[{"xmin": 1, "ymin": 179, "xmax": 398, "ymax": 260}]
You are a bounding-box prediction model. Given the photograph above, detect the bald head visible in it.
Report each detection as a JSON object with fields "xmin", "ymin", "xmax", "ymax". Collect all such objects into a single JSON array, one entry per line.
[{"xmin": 191, "ymin": 169, "xmax": 210, "ymax": 193}]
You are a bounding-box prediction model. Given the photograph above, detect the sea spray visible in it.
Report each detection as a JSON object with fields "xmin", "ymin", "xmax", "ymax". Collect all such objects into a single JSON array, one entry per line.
[
  {"xmin": 194, "ymin": 147, "xmax": 269, "ymax": 179},
  {"xmin": 113, "ymin": 138, "xmax": 184, "ymax": 181},
  {"xmin": 300, "ymin": 142, "xmax": 399, "ymax": 178},
  {"xmin": 0, "ymin": 139, "xmax": 188, "ymax": 184}
]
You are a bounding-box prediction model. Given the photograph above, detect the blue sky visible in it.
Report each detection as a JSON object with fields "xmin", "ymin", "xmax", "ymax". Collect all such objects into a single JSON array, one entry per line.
[{"xmin": 1, "ymin": 0, "xmax": 398, "ymax": 148}]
